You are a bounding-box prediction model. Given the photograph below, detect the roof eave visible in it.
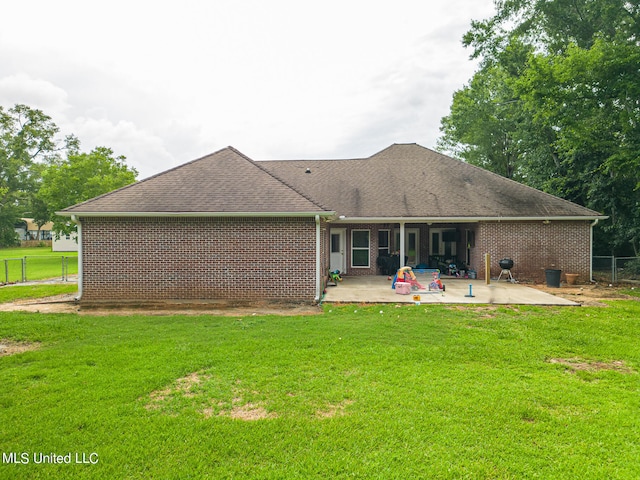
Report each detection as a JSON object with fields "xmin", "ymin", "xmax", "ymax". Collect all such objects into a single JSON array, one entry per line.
[
  {"xmin": 57, "ymin": 210, "xmax": 336, "ymax": 218},
  {"xmin": 329, "ymin": 215, "xmax": 608, "ymax": 223}
]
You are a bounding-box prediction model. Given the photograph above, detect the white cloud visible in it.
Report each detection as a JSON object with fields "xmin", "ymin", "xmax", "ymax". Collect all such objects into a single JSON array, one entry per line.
[
  {"xmin": 0, "ymin": 74, "xmax": 70, "ymax": 115},
  {"xmin": 0, "ymin": 0, "xmax": 496, "ymax": 177}
]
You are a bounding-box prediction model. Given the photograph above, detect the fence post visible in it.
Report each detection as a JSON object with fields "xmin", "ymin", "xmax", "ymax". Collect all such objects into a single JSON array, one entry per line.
[
  {"xmin": 612, "ymin": 256, "xmax": 616, "ymax": 283},
  {"xmin": 22, "ymin": 257, "xmax": 26, "ymax": 282},
  {"xmin": 4, "ymin": 259, "xmax": 7, "ymax": 284}
]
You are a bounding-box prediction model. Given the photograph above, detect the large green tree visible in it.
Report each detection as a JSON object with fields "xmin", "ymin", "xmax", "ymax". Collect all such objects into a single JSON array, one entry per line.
[
  {"xmin": 439, "ymin": 0, "xmax": 640, "ymax": 254},
  {"xmin": 39, "ymin": 145, "xmax": 138, "ymax": 236},
  {"xmin": 0, "ymin": 104, "xmax": 61, "ymax": 246}
]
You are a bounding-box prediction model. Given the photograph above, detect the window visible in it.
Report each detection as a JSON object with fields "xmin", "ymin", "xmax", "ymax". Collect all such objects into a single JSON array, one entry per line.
[
  {"xmin": 430, "ymin": 229, "xmax": 457, "ymax": 257},
  {"xmin": 378, "ymin": 230, "xmax": 390, "ymax": 256},
  {"xmin": 351, "ymin": 230, "xmax": 370, "ymax": 268}
]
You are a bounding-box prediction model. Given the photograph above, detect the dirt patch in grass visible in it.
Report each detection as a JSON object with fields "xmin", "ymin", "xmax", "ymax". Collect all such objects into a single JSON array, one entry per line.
[
  {"xmin": 146, "ymin": 371, "xmax": 212, "ymax": 409},
  {"xmin": 0, "ymin": 339, "xmax": 40, "ymax": 357},
  {"xmin": 530, "ymin": 284, "xmax": 638, "ymax": 306},
  {"xmin": 216, "ymin": 399, "xmax": 277, "ymax": 421},
  {"xmin": 145, "ymin": 372, "xmax": 354, "ymax": 421},
  {"xmin": 548, "ymin": 357, "xmax": 637, "ymax": 374},
  {"xmin": 315, "ymin": 399, "xmax": 354, "ymax": 419},
  {"xmin": 0, "ymin": 295, "xmax": 321, "ymax": 317}
]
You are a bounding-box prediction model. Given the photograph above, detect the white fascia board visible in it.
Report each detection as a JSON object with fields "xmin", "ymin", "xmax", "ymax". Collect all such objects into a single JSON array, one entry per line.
[
  {"xmin": 57, "ymin": 211, "xmax": 336, "ymax": 218},
  {"xmin": 329, "ymin": 215, "xmax": 608, "ymax": 223}
]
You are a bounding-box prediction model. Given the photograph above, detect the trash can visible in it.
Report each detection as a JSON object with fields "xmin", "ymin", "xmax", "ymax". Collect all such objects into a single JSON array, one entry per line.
[{"xmin": 545, "ymin": 269, "xmax": 561, "ymax": 288}]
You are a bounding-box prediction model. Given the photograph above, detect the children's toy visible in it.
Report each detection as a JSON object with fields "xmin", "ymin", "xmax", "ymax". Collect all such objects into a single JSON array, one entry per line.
[
  {"xmin": 428, "ymin": 270, "xmax": 445, "ymax": 292},
  {"xmin": 392, "ymin": 266, "xmax": 425, "ymax": 291},
  {"xmin": 395, "ymin": 282, "xmax": 411, "ymax": 295},
  {"xmin": 327, "ymin": 270, "xmax": 342, "ymax": 286}
]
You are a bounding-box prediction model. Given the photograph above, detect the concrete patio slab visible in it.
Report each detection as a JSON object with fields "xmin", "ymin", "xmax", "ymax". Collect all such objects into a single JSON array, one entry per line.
[{"xmin": 322, "ymin": 275, "xmax": 578, "ymax": 306}]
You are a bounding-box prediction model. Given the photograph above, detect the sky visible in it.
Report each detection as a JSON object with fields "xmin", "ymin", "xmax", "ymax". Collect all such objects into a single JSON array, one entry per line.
[{"xmin": 0, "ymin": 0, "xmax": 496, "ymax": 179}]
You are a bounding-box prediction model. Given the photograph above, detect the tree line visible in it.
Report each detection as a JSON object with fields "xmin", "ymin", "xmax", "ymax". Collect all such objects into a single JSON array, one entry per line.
[
  {"xmin": 0, "ymin": 104, "xmax": 138, "ymax": 247},
  {"xmin": 439, "ymin": 0, "xmax": 639, "ymax": 256}
]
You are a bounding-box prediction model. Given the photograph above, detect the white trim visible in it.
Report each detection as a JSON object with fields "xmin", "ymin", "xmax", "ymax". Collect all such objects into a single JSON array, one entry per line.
[
  {"xmin": 57, "ymin": 211, "xmax": 335, "ymax": 218},
  {"xmin": 590, "ymin": 218, "xmax": 599, "ymax": 281},
  {"xmin": 331, "ymin": 215, "xmax": 607, "ymax": 223},
  {"xmin": 315, "ymin": 215, "xmax": 321, "ymax": 302},
  {"xmin": 350, "ymin": 229, "xmax": 370, "ymax": 268},
  {"xmin": 399, "ymin": 222, "xmax": 405, "ymax": 268}
]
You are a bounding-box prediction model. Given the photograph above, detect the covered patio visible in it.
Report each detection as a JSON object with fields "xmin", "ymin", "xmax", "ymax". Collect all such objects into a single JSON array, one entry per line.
[{"xmin": 322, "ymin": 275, "xmax": 578, "ymax": 306}]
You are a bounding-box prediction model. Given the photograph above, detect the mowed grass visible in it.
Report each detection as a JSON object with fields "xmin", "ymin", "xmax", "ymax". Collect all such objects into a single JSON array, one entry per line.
[
  {"xmin": 0, "ymin": 247, "xmax": 78, "ymax": 282},
  {"xmin": 1, "ymin": 302, "xmax": 639, "ymax": 479},
  {"xmin": 0, "ymin": 284, "xmax": 78, "ymax": 303}
]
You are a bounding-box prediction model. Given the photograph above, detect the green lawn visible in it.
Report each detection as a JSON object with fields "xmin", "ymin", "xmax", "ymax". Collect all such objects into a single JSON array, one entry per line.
[
  {"xmin": 0, "ymin": 247, "xmax": 78, "ymax": 282},
  {"xmin": 1, "ymin": 302, "xmax": 639, "ymax": 479},
  {"xmin": 0, "ymin": 284, "xmax": 78, "ymax": 303}
]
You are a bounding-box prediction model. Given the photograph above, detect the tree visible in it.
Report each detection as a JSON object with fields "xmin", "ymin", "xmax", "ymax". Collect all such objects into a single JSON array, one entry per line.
[
  {"xmin": 39, "ymin": 146, "xmax": 138, "ymax": 236},
  {"xmin": 439, "ymin": 0, "xmax": 640, "ymax": 254},
  {"xmin": 0, "ymin": 104, "xmax": 60, "ymax": 245}
]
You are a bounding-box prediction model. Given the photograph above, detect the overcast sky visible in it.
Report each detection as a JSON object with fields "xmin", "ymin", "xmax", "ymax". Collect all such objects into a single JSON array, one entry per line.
[{"xmin": 0, "ymin": 0, "xmax": 496, "ymax": 179}]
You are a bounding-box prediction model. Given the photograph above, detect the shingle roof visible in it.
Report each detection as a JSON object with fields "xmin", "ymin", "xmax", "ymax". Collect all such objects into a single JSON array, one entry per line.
[
  {"xmin": 60, "ymin": 147, "xmax": 330, "ymax": 216},
  {"xmin": 259, "ymin": 143, "xmax": 603, "ymax": 219},
  {"xmin": 60, "ymin": 143, "xmax": 604, "ymax": 219}
]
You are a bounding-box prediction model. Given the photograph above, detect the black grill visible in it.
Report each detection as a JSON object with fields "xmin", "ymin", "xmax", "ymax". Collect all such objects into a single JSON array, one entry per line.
[{"xmin": 499, "ymin": 258, "xmax": 514, "ymax": 270}]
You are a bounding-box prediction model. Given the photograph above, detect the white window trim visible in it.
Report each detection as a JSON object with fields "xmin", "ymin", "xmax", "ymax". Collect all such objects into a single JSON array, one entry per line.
[{"xmin": 351, "ymin": 229, "xmax": 370, "ymax": 268}]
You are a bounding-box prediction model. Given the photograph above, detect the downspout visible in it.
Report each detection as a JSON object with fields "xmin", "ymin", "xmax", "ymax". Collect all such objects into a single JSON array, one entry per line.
[
  {"xmin": 71, "ymin": 215, "xmax": 83, "ymax": 301},
  {"xmin": 590, "ymin": 218, "xmax": 598, "ymax": 282},
  {"xmin": 315, "ymin": 215, "xmax": 321, "ymax": 303}
]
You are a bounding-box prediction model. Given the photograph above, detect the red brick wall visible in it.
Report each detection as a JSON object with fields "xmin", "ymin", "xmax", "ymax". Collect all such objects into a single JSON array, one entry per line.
[
  {"xmin": 472, "ymin": 221, "xmax": 591, "ymax": 283},
  {"xmin": 80, "ymin": 217, "xmax": 318, "ymax": 302}
]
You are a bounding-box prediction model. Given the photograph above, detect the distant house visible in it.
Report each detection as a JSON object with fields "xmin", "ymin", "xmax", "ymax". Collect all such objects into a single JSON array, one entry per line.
[
  {"xmin": 58, "ymin": 144, "xmax": 606, "ymax": 304},
  {"xmin": 15, "ymin": 218, "xmax": 53, "ymax": 242}
]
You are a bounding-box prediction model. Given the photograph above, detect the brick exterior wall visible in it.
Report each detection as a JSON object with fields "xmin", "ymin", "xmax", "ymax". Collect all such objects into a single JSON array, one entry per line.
[
  {"xmin": 333, "ymin": 221, "xmax": 592, "ymax": 283},
  {"xmin": 471, "ymin": 221, "xmax": 592, "ymax": 283},
  {"xmin": 80, "ymin": 217, "xmax": 319, "ymax": 303}
]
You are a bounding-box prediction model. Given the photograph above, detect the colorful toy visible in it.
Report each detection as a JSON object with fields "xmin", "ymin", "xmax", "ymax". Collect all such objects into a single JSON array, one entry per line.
[
  {"xmin": 429, "ymin": 270, "xmax": 445, "ymax": 292},
  {"xmin": 330, "ymin": 270, "xmax": 342, "ymax": 283},
  {"xmin": 392, "ymin": 266, "xmax": 425, "ymax": 290}
]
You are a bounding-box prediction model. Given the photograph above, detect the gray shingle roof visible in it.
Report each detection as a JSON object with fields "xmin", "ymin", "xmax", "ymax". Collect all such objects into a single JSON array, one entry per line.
[
  {"xmin": 259, "ymin": 144, "xmax": 603, "ymax": 219},
  {"xmin": 60, "ymin": 147, "xmax": 330, "ymax": 216},
  {"xmin": 60, "ymin": 143, "xmax": 604, "ymax": 219}
]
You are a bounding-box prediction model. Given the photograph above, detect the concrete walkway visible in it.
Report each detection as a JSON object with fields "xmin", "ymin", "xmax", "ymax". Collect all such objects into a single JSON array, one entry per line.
[{"xmin": 322, "ymin": 275, "xmax": 578, "ymax": 306}]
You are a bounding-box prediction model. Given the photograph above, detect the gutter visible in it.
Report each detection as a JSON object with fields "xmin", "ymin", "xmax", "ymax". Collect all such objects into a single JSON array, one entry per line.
[
  {"xmin": 330, "ymin": 215, "xmax": 608, "ymax": 224},
  {"xmin": 315, "ymin": 215, "xmax": 321, "ymax": 303},
  {"xmin": 70, "ymin": 215, "xmax": 82, "ymax": 301},
  {"xmin": 56, "ymin": 211, "xmax": 335, "ymax": 218},
  {"xmin": 590, "ymin": 218, "xmax": 599, "ymax": 282}
]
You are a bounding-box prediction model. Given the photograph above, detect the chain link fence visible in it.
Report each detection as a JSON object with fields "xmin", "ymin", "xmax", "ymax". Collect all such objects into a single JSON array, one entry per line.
[
  {"xmin": 1, "ymin": 256, "xmax": 78, "ymax": 284},
  {"xmin": 593, "ymin": 256, "xmax": 640, "ymax": 284}
]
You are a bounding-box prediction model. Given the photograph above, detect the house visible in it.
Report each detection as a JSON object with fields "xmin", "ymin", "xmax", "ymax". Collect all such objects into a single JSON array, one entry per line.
[
  {"xmin": 15, "ymin": 218, "xmax": 53, "ymax": 243},
  {"xmin": 52, "ymin": 231, "xmax": 79, "ymax": 252},
  {"xmin": 58, "ymin": 143, "xmax": 606, "ymax": 304}
]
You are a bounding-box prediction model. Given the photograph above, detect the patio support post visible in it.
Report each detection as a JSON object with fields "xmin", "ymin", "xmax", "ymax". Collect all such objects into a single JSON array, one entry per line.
[
  {"xmin": 399, "ymin": 222, "xmax": 406, "ymax": 268},
  {"xmin": 485, "ymin": 253, "xmax": 491, "ymax": 285},
  {"xmin": 315, "ymin": 215, "xmax": 321, "ymax": 302}
]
